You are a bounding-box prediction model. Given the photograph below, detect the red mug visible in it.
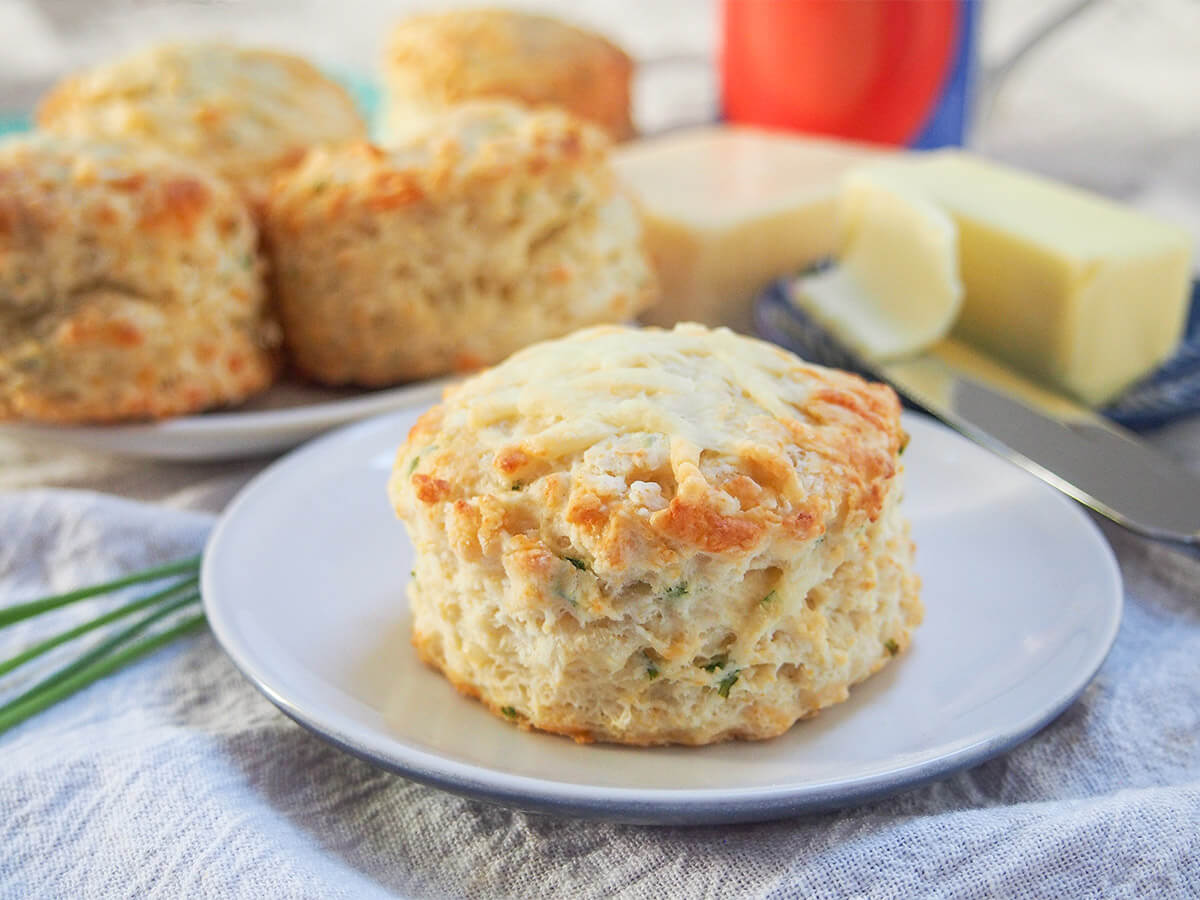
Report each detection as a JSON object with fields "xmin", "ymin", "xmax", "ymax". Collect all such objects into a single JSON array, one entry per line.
[{"xmin": 720, "ymin": 0, "xmax": 978, "ymax": 148}]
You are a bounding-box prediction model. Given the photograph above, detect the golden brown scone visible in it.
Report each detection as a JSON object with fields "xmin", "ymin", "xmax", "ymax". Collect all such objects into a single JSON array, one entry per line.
[
  {"xmin": 0, "ymin": 134, "xmax": 281, "ymax": 423},
  {"xmin": 382, "ymin": 8, "xmax": 634, "ymax": 142},
  {"xmin": 36, "ymin": 41, "xmax": 366, "ymax": 203},
  {"xmin": 388, "ymin": 324, "xmax": 922, "ymax": 746},
  {"xmin": 262, "ymin": 101, "xmax": 657, "ymax": 386}
]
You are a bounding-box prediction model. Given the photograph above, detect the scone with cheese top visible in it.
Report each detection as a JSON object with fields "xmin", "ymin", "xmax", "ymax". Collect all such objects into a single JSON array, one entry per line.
[
  {"xmin": 0, "ymin": 134, "xmax": 280, "ymax": 423},
  {"xmin": 37, "ymin": 41, "xmax": 366, "ymax": 203},
  {"xmin": 263, "ymin": 101, "xmax": 656, "ymax": 386},
  {"xmin": 383, "ymin": 8, "xmax": 634, "ymax": 142},
  {"xmin": 388, "ymin": 323, "xmax": 921, "ymax": 745}
]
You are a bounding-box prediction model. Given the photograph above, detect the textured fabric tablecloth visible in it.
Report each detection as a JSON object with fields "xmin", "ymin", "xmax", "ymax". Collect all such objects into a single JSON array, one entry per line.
[{"xmin": 1, "ymin": 488, "xmax": 1198, "ymax": 900}]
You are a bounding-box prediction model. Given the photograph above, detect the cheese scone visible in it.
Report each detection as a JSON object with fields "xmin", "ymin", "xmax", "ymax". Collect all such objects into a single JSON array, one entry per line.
[
  {"xmin": 388, "ymin": 324, "xmax": 921, "ymax": 745},
  {"xmin": 382, "ymin": 8, "xmax": 634, "ymax": 142},
  {"xmin": 263, "ymin": 102, "xmax": 657, "ymax": 386},
  {"xmin": 37, "ymin": 41, "xmax": 366, "ymax": 203},
  {"xmin": 0, "ymin": 134, "xmax": 280, "ymax": 423}
]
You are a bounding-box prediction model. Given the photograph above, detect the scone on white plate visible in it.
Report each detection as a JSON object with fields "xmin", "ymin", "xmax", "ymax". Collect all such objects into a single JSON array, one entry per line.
[
  {"xmin": 388, "ymin": 323, "xmax": 921, "ymax": 746},
  {"xmin": 0, "ymin": 133, "xmax": 280, "ymax": 423},
  {"xmin": 263, "ymin": 101, "xmax": 657, "ymax": 387},
  {"xmin": 36, "ymin": 41, "xmax": 366, "ymax": 203}
]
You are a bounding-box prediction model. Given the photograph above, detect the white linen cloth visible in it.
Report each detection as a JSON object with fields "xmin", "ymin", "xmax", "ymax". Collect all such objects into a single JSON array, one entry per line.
[{"xmin": 1, "ymin": 484, "xmax": 1199, "ymax": 899}]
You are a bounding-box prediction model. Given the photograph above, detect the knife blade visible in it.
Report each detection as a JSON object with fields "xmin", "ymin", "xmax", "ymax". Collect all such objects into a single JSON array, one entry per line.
[{"xmin": 756, "ymin": 283, "xmax": 1200, "ymax": 558}]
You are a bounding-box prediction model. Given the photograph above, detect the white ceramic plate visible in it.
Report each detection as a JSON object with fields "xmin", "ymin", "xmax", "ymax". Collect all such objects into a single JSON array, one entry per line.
[
  {"xmin": 202, "ymin": 408, "xmax": 1123, "ymax": 825},
  {"xmin": 0, "ymin": 378, "xmax": 453, "ymax": 461}
]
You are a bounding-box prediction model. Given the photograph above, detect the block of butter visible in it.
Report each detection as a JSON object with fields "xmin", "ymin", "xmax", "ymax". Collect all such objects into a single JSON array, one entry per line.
[
  {"xmin": 856, "ymin": 152, "xmax": 1194, "ymax": 406},
  {"xmin": 612, "ymin": 127, "xmax": 885, "ymax": 333}
]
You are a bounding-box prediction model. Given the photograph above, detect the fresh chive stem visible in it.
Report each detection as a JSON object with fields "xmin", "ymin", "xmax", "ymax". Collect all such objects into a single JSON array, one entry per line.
[
  {"xmin": 0, "ymin": 555, "xmax": 206, "ymax": 737},
  {"xmin": 0, "ymin": 576, "xmax": 199, "ymax": 679},
  {"xmin": 0, "ymin": 612, "xmax": 206, "ymax": 737},
  {"xmin": 0, "ymin": 555, "xmax": 202, "ymax": 630},
  {"xmin": 0, "ymin": 591, "xmax": 200, "ymax": 717}
]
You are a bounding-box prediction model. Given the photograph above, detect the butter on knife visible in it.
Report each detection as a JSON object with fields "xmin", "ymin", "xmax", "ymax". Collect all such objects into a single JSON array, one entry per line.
[{"xmin": 793, "ymin": 151, "xmax": 1194, "ymax": 407}]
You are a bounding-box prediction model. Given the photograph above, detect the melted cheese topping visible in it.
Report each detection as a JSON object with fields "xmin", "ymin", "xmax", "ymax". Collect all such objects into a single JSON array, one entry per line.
[{"xmin": 393, "ymin": 324, "xmax": 904, "ymax": 564}]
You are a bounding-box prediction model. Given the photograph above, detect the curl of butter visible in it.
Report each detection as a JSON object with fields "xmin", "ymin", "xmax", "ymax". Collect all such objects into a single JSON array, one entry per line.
[{"xmin": 791, "ymin": 169, "xmax": 963, "ymax": 363}]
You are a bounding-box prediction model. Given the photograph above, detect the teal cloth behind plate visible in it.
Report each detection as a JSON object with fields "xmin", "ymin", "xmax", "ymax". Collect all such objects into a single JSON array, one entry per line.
[
  {"xmin": 1, "ymin": 490, "xmax": 1197, "ymax": 897},
  {"xmin": 0, "ymin": 114, "xmax": 30, "ymax": 136},
  {"xmin": 334, "ymin": 70, "xmax": 383, "ymax": 138},
  {"xmin": 0, "ymin": 70, "xmax": 381, "ymax": 140}
]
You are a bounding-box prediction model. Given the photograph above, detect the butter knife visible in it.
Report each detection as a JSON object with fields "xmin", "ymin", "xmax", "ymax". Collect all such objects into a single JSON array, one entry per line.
[{"xmin": 756, "ymin": 281, "xmax": 1200, "ymax": 559}]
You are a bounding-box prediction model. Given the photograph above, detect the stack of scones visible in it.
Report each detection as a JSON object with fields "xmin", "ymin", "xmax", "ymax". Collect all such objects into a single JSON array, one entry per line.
[{"xmin": 0, "ymin": 14, "xmax": 656, "ymax": 421}]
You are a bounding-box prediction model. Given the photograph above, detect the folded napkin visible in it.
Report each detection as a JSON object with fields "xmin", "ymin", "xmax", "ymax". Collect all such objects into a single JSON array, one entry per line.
[{"xmin": 1, "ymin": 490, "xmax": 1198, "ymax": 899}]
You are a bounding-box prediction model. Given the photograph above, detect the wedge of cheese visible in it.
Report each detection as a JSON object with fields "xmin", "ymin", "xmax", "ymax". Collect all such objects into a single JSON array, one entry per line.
[
  {"xmin": 612, "ymin": 127, "xmax": 885, "ymax": 333},
  {"xmin": 857, "ymin": 152, "xmax": 1194, "ymax": 406},
  {"xmin": 792, "ymin": 170, "xmax": 963, "ymax": 360}
]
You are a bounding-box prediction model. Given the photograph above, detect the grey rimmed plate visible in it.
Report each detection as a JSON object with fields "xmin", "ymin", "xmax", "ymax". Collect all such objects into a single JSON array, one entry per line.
[{"xmin": 202, "ymin": 407, "xmax": 1122, "ymax": 825}]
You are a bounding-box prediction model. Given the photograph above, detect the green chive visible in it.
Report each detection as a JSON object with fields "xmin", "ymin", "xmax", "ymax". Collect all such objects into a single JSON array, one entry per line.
[
  {"xmin": 511, "ymin": 481, "xmax": 523, "ymax": 491},
  {"xmin": 0, "ymin": 612, "xmax": 206, "ymax": 737},
  {"xmin": 701, "ymin": 655, "xmax": 728, "ymax": 673},
  {"xmin": 408, "ymin": 455, "xmax": 420, "ymax": 474},
  {"xmin": 501, "ymin": 706, "xmax": 517, "ymax": 719},
  {"xmin": 760, "ymin": 590, "xmax": 777, "ymax": 607},
  {"xmin": 663, "ymin": 582, "xmax": 688, "ymax": 599},
  {"xmin": 0, "ymin": 576, "xmax": 198, "ymax": 678},
  {"xmin": 885, "ymin": 638, "xmax": 899, "ymax": 656},
  {"xmin": 717, "ymin": 671, "xmax": 740, "ymax": 698},
  {"xmin": 0, "ymin": 592, "xmax": 200, "ymax": 717},
  {"xmin": 647, "ymin": 665, "xmax": 660, "ymax": 680},
  {"xmin": 0, "ymin": 556, "xmax": 201, "ymax": 630},
  {"xmin": 564, "ymin": 556, "xmax": 588, "ymax": 571}
]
